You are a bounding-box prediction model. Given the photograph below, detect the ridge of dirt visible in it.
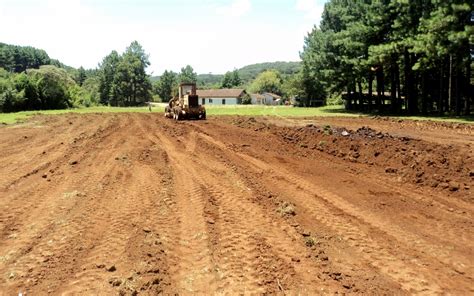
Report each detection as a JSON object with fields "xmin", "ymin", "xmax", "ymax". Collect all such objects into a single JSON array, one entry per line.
[{"xmin": 231, "ymin": 116, "xmax": 473, "ymax": 200}]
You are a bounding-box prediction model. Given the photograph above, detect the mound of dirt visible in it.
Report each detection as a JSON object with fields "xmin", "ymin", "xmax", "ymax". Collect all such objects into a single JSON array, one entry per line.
[{"xmin": 233, "ymin": 118, "xmax": 472, "ymax": 197}]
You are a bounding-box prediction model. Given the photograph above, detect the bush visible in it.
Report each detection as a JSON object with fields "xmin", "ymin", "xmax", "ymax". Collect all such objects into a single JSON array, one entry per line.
[
  {"xmin": 241, "ymin": 93, "xmax": 251, "ymax": 105},
  {"xmin": 326, "ymin": 93, "xmax": 343, "ymax": 106}
]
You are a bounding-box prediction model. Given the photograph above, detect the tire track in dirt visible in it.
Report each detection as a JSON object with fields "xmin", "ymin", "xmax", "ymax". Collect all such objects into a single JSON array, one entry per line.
[
  {"xmin": 57, "ymin": 115, "xmax": 174, "ymax": 294},
  {"xmin": 0, "ymin": 114, "xmax": 111, "ymax": 188},
  {"xmin": 0, "ymin": 116, "xmax": 121, "ymax": 254},
  {"xmin": 144, "ymin": 119, "xmax": 278, "ymax": 293},
  {"xmin": 311, "ymin": 147, "xmax": 474, "ymax": 216},
  {"xmin": 194, "ymin": 118, "xmax": 474, "ymax": 274},
  {"xmin": 192, "ymin": 128, "xmax": 450, "ymax": 294},
  {"xmin": 182, "ymin": 128, "xmax": 400, "ymax": 291},
  {"xmin": 1, "ymin": 114, "xmax": 472, "ymax": 294},
  {"xmin": 0, "ymin": 114, "xmax": 174, "ymax": 294},
  {"xmin": 0, "ymin": 115, "xmax": 135, "ymax": 293},
  {"xmin": 146, "ymin": 117, "xmax": 341, "ymax": 294},
  {"xmin": 0, "ymin": 115, "xmax": 121, "ymax": 225},
  {"xmin": 136, "ymin": 115, "xmax": 225, "ymax": 294},
  {"xmin": 0, "ymin": 115, "xmax": 121, "ymax": 241},
  {"xmin": 256, "ymin": 124, "xmax": 474, "ymax": 266},
  {"xmin": 140, "ymin": 124, "xmax": 218, "ymax": 293}
]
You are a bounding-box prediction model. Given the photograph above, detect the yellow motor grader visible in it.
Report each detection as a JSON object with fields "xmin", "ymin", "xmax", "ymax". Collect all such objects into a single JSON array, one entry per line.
[{"xmin": 164, "ymin": 83, "xmax": 206, "ymax": 120}]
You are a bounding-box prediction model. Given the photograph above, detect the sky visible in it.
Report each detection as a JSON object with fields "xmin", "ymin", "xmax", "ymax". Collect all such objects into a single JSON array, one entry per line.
[{"xmin": 0, "ymin": 0, "xmax": 326, "ymax": 75}]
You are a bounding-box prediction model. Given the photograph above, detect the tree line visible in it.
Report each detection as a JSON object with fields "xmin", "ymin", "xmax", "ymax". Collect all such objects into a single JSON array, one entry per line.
[
  {"xmin": 0, "ymin": 42, "xmax": 101, "ymax": 112},
  {"xmin": 300, "ymin": 0, "xmax": 473, "ymax": 115},
  {"xmin": 0, "ymin": 41, "xmax": 156, "ymax": 112},
  {"xmin": 153, "ymin": 66, "xmax": 298, "ymax": 103},
  {"xmin": 98, "ymin": 41, "xmax": 152, "ymax": 106},
  {"xmin": 3, "ymin": 3, "xmax": 471, "ymax": 115},
  {"xmin": 0, "ymin": 43, "xmax": 52, "ymax": 73}
]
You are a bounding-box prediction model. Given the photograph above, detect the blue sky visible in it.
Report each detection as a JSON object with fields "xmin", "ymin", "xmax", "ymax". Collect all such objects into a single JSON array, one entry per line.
[{"xmin": 0, "ymin": 0, "xmax": 326, "ymax": 74}]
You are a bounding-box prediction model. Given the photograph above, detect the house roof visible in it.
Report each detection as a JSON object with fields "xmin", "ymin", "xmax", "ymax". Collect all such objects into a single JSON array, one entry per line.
[
  {"xmin": 264, "ymin": 92, "xmax": 282, "ymax": 99},
  {"xmin": 197, "ymin": 89, "xmax": 245, "ymax": 98}
]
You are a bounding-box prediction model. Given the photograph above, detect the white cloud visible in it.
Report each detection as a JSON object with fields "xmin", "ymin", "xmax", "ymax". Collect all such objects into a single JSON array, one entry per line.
[
  {"xmin": 295, "ymin": 0, "xmax": 325, "ymax": 37},
  {"xmin": 295, "ymin": 0, "xmax": 324, "ymax": 21},
  {"xmin": 0, "ymin": 0, "xmax": 308, "ymax": 74},
  {"xmin": 216, "ymin": 0, "xmax": 252, "ymax": 18}
]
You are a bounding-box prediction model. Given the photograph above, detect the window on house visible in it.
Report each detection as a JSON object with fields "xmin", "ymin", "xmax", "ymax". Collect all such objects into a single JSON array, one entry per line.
[
  {"xmin": 209, "ymin": 99, "xmax": 213, "ymax": 103},
  {"xmin": 202, "ymin": 98, "xmax": 205, "ymax": 105},
  {"xmin": 222, "ymin": 99, "xmax": 226, "ymax": 105}
]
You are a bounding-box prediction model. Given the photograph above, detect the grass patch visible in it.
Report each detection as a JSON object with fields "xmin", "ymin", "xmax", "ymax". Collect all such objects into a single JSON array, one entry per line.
[
  {"xmin": 0, "ymin": 106, "xmax": 164, "ymax": 124},
  {"xmin": 0, "ymin": 112, "xmax": 32, "ymax": 124},
  {"xmin": 393, "ymin": 114, "xmax": 474, "ymax": 124},
  {"xmin": 1, "ymin": 104, "xmax": 472, "ymax": 124},
  {"xmin": 206, "ymin": 104, "xmax": 356, "ymax": 117},
  {"xmin": 304, "ymin": 237, "xmax": 316, "ymax": 247},
  {"xmin": 277, "ymin": 202, "xmax": 296, "ymax": 216},
  {"xmin": 323, "ymin": 124, "xmax": 333, "ymax": 135},
  {"xmin": 62, "ymin": 190, "xmax": 85, "ymax": 199}
]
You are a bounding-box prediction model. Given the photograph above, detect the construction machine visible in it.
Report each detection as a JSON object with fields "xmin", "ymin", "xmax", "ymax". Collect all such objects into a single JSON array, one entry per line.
[{"xmin": 164, "ymin": 83, "xmax": 206, "ymax": 120}]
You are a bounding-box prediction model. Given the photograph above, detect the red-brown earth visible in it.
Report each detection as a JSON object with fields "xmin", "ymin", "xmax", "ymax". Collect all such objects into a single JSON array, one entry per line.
[{"xmin": 0, "ymin": 113, "xmax": 472, "ymax": 295}]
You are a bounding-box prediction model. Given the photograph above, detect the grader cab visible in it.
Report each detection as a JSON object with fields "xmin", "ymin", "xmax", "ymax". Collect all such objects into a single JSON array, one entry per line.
[{"xmin": 164, "ymin": 83, "xmax": 206, "ymax": 120}]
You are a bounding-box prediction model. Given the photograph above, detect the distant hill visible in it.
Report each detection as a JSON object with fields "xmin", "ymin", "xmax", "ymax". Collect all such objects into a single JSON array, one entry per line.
[
  {"xmin": 237, "ymin": 61, "xmax": 301, "ymax": 82},
  {"xmin": 196, "ymin": 73, "xmax": 224, "ymax": 86},
  {"xmin": 149, "ymin": 73, "xmax": 222, "ymax": 85},
  {"xmin": 0, "ymin": 42, "xmax": 51, "ymax": 73},
  {"xmin": 150, "ymin": 61, "xmax": 301, "ymax": 86},
  {"xmin": 0, "ymin": 42, "xmax": 84, "ymax": 77}
]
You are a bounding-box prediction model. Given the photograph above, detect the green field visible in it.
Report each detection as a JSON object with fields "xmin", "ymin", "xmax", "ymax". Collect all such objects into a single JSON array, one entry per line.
[{"xmin": 0, "ymin": 105, "xmax": 472, "ymax": 124}]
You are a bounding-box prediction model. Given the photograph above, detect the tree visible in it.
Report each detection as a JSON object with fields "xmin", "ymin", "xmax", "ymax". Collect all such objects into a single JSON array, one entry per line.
[
  {"xmin": 249, "ymin": 70, "xmax": 283, "ymax": 94},
  {"xmin": 76, "ymin": 66, "xmax": 86, "ymax": 86},
  {"xmin": 231, "ymin": 69, "xmax": 242, "ymax": 87},
  {"xmin": 0, "ymin": 43, "xmax": 51, "ymax": 72},
  {"xmin": 97, "ymin": 41, "xmax": 152, "ymax": 106},
  {"xmin": 221, "ymin": 69, "xmax": 241, "ymax": 88},
  {"xmin": 79, "ymin": 76, "xmax": 100, "ymax": 107},
  {"xmin": 300, "ymin": 27, "xmax": 334, "ymax": 103},
  {"xmin": 282, "ymin": 73, "xmax": 306, "ymax": 99},
  {"xmin": 0, "ymin": 69, "xmax": 25, "ymax": 112},
  {"xmin": 154, "ymin": 70, "xmax": 177, "ymax": 102},
  {"xmin": 413, "ymin": 1, "xmax": 472, "ymax": 115},
  {"xmin": 27, "ymin": 65, "xmax": 76, "ymax": 109},
  {"xmin": 221, "ymin": 71, "xmax": 233, "ymax": 88},
  {"xmin": 114, "ymin": 41, "xmax": 152, "ymax": 106},
  {"xmin": 300, "ymin": 0, "xmax": 473, "ymax": 115},
  {"xmin": 178, "ymin": 65, "xmax": 197, "ymax": 84},
  {"xmin": 98, "ymin": 50, "xmax": 120, "ymax": 105}
]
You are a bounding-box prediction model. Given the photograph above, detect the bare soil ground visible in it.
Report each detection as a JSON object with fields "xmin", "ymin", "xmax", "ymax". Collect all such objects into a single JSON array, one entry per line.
[{"xmin": 0, "ymin": 113, "xmax": 472, "ymax": 295}]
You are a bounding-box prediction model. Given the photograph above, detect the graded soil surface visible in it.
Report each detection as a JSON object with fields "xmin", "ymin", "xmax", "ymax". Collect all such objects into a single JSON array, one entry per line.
[{"xmin": 0, "ymin": 113, "xmax": 472, "ymax": 295}]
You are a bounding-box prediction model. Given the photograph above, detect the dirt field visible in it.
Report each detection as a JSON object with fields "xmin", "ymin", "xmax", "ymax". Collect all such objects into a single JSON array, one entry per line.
[{"xmin": 0, "ymin": 113, "xmax": 472, "ymax": 295}]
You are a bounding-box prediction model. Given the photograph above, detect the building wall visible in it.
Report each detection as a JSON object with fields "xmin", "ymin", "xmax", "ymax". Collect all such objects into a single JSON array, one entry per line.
[
  {"xmin": 251, "ymin": 96, "xmax": 262, "ymax": 105},
  {"xmin": 200, "ymin": 97, "xmax": 239, "ymax": 105}
]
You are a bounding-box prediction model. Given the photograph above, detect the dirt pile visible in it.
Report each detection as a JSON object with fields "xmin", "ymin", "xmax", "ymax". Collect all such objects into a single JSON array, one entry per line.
[{"xmin": 232, "ymin": 117, "xmax": 472, "ymax": 198}]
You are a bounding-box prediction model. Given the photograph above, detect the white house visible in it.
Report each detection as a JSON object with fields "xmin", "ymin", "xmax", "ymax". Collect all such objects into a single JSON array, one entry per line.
[
  {"xmin": 251, "ymin": 92, "xmax": 282, "ymax": 105},
  {"xmin": 250, "ymin": 93, "xmax": 265, "ymax": 105},
  {"xmin": 196, "ymin": 89, "xmax": 246, "ymax": 105}
]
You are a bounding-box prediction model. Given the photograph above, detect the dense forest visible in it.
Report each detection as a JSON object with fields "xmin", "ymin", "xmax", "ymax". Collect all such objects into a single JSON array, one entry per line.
[{"xmin": 300, "ymin": 0, "xmax": 473, "ymax": 115}]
